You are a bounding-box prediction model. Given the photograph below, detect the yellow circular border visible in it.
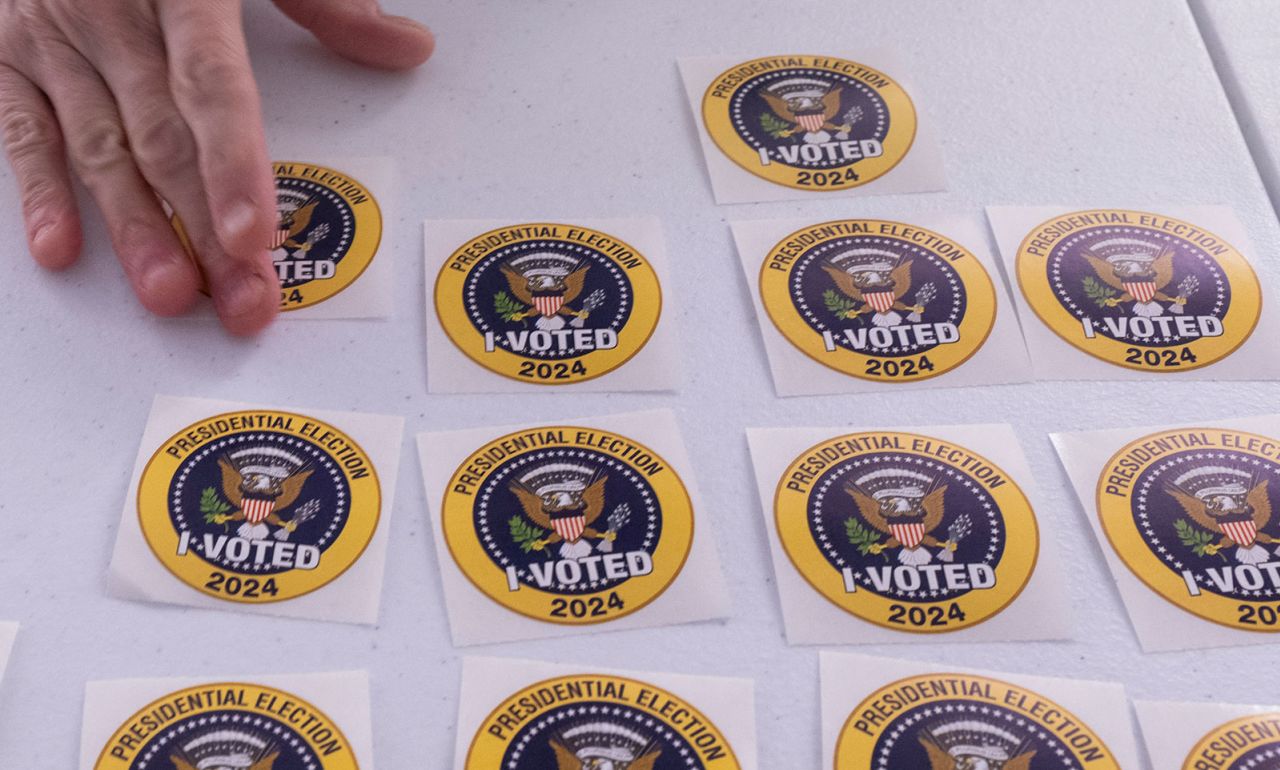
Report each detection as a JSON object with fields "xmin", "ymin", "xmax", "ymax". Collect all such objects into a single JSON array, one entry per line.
[
  {"xmin": 93, "ymin": 682, "xmax": 360, "ymax": 770},
  {"xmin": 465, "ymin": 673, "xmax": 741, "ymax": 769},
  {"xmin": 1097, "ymin": 427, "xmax": 1280, "ymax": 632},
  {"xmin": 442, "ymin": 426, "xmax": 694, "ymax": 625},
  {"xmin": 1181, "ymin": 711, "xmax": 1280, "ymax": 769},
  {"xmin": 774, "ymin": 431, "xmax": 1039, "ymax": 633},
  {"xmin": 759, "ymin": 219, "xmax": 998, "ymax": 382},
  {"xmin": 701, "ymin": 54, "xmax": 917, "ymax": 191},
  {"xmin": 172, "ymin": 161, "xmax": 383, "ymax": 311},
  {"xmin": 137, "ymin": 410, "xmax": 381, "ymax": 604},
  {"xmin": 434, "ymin": 223, "xmax": 663, "ymax": 385},
  {"xmin": 834, "ymin": 673, "xmax": 1119, "ymax": 769},
  {"xmin": 1014, "ymin": 209, "xmax": 1262, "ymax": 372}
]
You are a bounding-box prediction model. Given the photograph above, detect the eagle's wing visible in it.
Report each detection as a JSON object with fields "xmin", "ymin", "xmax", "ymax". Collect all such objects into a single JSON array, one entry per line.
[
  {"xmin": 1250, "ymin": 479, "xmax": 1273, "ymax": 529},
  {"xmin": 249, "ymin": 751, "xmax": 280, "ymax": 770},
  {"xmin": 169, "ymin": 757, "xmax": 200, "ymax": 770},
  {"xmin": 847, "ymin": 486, "xmax": 891, "ymax": 534},
  {"xmin": 918, "ymin": 737, "xmax": 955, "ymax": 770},
  {"xmin": 582, "ymin": 476, "xmax": 608, "ymax": 526},
  {"xmin": 288, "ymin": 202, "xmax": 317, "ymax": 237},
  {"xmin": 1152, "ymin": 245, "xmax": 1176, "ymax": 289},
  {"xmin": 921, "ymin": 485, "xmax": 948, "ymax": 533},
  {"xmin": 1004, "ymin": 750, "xmax": 1038, "ymax": 770},
  {"xmin": 1082, "ymin": 248, "xmax": 1126, "ymax": 290},
  {"xmin": 510, "ymin": 483, "xmax": 552, "ymax": 529},
  {"xmin": 822, "ymin": 86, "xmax": 843, "ymax": 120},
  {"xmin": 630, "ymin": 750, "xmax": 662, "ymax": 770},
  {"xmin": 761, "ymin": 92, "xmax": 796, "ymax": 123},
  {"xmin": 821, "ymin": 262, "xmax": 863, "ymax": 300},
  {"xmin": 1166, "ymin": 485, "xmax": 1219, "ymax": 531},
  {"xmin": 550, "ymin": 740, "xmax": 580, "ymax": 770},
  {"xmin": 562, "ymin": 264, "xmax": 589, "ymax": 304},
  {"xmin": 274, "ymin": 469, "xmax": 314, "ymax": 511},
  {"xmin": 890, "ymin": 259, "xmax": 913, "ymax": 297},
  {"xmin": 218, "ymin": 457, "xmax": 245, "ymax": 507},
  {"xmin": 500, "ymin": 263, "xmax": 535, "ymax": 304}
]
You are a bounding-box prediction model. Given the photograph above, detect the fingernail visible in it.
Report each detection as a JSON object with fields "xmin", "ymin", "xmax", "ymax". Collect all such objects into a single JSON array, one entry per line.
[
  {"xmin": 221, "ymin": 201, "xmax": 259, "ymax": 245},
  {"xmin": 141, "ymin": 260, "xmax": 189, "ymax": 296},
  {"xmin": 222, "ymin": 273, "xmax": 268, "ymax": 318}
]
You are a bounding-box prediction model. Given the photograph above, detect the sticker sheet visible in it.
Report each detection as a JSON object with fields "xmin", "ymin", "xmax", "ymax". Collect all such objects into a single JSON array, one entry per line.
[
  {"xmin": 0, "ymin": 622, "xmax": 15, "ymax": 686},
  {"xmin": 677, "ymin": 53, "xmax": 946, "ymax": 204},
  {"xmin": 417, "ymin": 409, "xmax": 731, "ymax": 645},
  {"xmin": 453, "ymin": 656, "xmax": 758, "ymax": 770},
  {"xmin": 78, "ymin": 671, "xmax": 373, "ymax": 770},
  {"xmin": 177, "ymin": 157, "xmax": 395, "ymax": 319},
  {"xmin": 820, "ymin": 651, "xmax": 1141, "ymax": 769},
  {"xmin": 425, "ymin": 218, "xmax": 682, "ymax": 393},
  {"xmin": 731, "ymin": 214, "xmax": 1031, "ymax": 395},
  {"xmin": 1135, "ymin": 698, "xmax": 1280, "ymax": 770},
  {"xmin": 107, "ymin": 395, "xmax": 404, "ymax": 625},
  {"xmin": 987, "ymin": 205, "xmax": 1280, "ymax": 380},
  {"xmin": 747, "ymin": 423, "xmax": 1071, "ymax": 644},
  {"xmin": 1053, "ymin": 415, "xmax": 1280, "ymax": 651}
]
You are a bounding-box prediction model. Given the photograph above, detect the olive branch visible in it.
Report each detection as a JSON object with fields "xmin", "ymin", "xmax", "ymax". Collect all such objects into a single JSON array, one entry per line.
[
  {"xmin": 760, "ymin": 112, "xmax": 791, "ymax": 138},
  {"xmin": 494, "ymin": 290, "xmax": 525, "ymax": 322},
  {"xmin": 1175, "ymin": 518, "xmax": 1225, "ymax": 561},
  {"xmin": 845, "ymin": 517, "xmax": 885, "ymax": 559},
  {"xmin": 509, "ymin": 516, "xmax": 546, "ymax": 553},
  {"xmin": 200, "ymin": 487, "xmax": 231, "ymax": 526},
  {"xmin": 1083, "ymin": 276, "xmax": 1117, "ymax": 307},
  {"xmin": 824, "ymin": 289, "xmax": 857, "ymax": 318}
]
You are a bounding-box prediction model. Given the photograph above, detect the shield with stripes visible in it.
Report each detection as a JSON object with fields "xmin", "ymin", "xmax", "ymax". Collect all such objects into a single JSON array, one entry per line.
[
  {"xmin": 269, "ymin": 227, "xmax": 292, "ymax": 250},
  {"xmin": 889, "ymin": 521, "xmax": 926, "ymax": 550},
  {"xmin": 241, "ymin": 497, "xmax": 276, "ymax": 525},
  {"xmin": 1123, "ymin": 281, "xmax": 1157, "ymax": 303},
  {"xmin": 1220, "ymin": 518, "xmax": 1258, "ymax": 547},
  {"xmin": 533, "ymin": 295, "xmax": 564, "ymax": 318},
  {"xmin": 551, "ymin": 512, "xmax": 586, "ymax": 542},
  {"xmin": 796, "ymin": 113, "xmax": 826, "ymax": 133},
  {"xmin": 864, "ymin": 291, "xmax": 897, "ymax": 314}
]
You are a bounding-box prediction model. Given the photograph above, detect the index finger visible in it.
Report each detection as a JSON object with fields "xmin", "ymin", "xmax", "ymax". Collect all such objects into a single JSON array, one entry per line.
[{"xmin": 156, "ymin": 0, "xmax": 275, "ymax": 260}]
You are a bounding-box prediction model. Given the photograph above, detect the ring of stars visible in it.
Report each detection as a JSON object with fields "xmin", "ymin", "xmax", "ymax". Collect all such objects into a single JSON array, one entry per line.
[
  {"xmin": 809, "ymin": 454, "xmax": 1004, "ymax": 601},
  {"xmin": 506, "ymin": 703, "xmax": 702, "ymax": 770},
  {"xmin": 873, "ymin": 701, "xmax": 1083, "ymax": 769},
  {"xmin": 475, "ymin": 448, "xmax": 661, "ymax": 594},
  {"xmin": 172, "ymin": 431, "xmax": 350, "ymax": 575},
  {"xmin": 790, "ymin": 235, "xmax": 966, "ymax": 355},
  {"xmin": 463, "ymin": 240, "xmax": 633, "ymax": 360},
  {"xmin": 730, "ymin": 68, "xmax": 888, "ymax": 169},
  {"xmin": 1049, "ymin": 226, "xmax": 1229, "ymax": 346},
  {"xmin": 133, "ymin": 712, "xmax": 319, "ymax": 770}
]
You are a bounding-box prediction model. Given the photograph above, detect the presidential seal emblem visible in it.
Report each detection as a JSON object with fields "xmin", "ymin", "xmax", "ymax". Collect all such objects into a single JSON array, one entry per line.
[
  {"xmin": 760, "ymin": 220, "xmax": 997, "ymax": 381},
  {"xmin": 1181, "ymin": 712, "xmax": 1280, "ymax": 770},
  {"xmin": 442, "ymin": 426, "xmax": 693, "ymax": 624},
  {"xmin": 434, "ymin": 223, "xmax": 662, "ymax": 385},
  {"xmin": 174, "ymin": 161, "xmax": 383, "ymax": 311},
  {"xmin": 1099, "ymin": 427, "xmax": 1280, "ymax": 631},
  {"xmin": 93, "ymin": 682, "xmax": 359, "ymax": 770},
  {"xmin": 137, "ymin": 410, "xmax": 380, "ymax": 603},
  {"xmin": 775, "ymin": 432, "xmax": 1038, "ymax": 632},
  {"xmin": 466, "ymin": 674, "xmax": 740, "ymax": 769},
  {"xmin": 1015, "ymin": 209, "xmax": 1261, "ymax": 371},
  {"xmin": 835, "ymin": 673, "xmax": 1119, "ymax": 769},
  {"xmin": 701, "ymin": 55, "xmax": 917, "ymax": 191}
]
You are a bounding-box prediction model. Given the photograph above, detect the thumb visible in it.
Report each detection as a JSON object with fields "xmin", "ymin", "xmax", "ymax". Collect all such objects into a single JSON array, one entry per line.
[{"xmin": 272, "ymin": 0, "xmax": 435, "ymax": 70}]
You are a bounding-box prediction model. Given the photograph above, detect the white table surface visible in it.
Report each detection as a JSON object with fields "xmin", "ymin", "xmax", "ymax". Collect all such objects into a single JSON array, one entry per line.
[{"xmin": 2, "ymin": 0, "xmax": 1279, "ymax": 767}]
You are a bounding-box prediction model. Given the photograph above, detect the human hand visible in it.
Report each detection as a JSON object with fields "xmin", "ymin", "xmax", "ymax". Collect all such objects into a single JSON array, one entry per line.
[{"xmin": 0, "ymin": 0, "xmax": 433, "ymax": 334}]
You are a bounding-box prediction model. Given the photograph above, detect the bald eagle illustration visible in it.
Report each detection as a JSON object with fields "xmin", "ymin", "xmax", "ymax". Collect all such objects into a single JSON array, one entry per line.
[
  {"xmin": 1166, "ymin": 472, "xmax": 1278, "ymax": 564},
  {"xmin": 921, "ymin": 738, "xmax": 1035, "ymax": 770},
  {"xmin": 919, "ymin": 719, "xmax": 1036, "ymax": 770},
  {"xmin": 511, "ymin": 473, "xmax": 616, "ymax": 560},
  {"xmin": 847, "ymin": 476, "xmax": 957, "ymax": 567},
  {"xmin": 1081, "ymin": 243, "xmax": 1185, "ymax": 318},
  {"xmin": 209, "ymin": 448, "xmax": 314, "ymax": 542},
  {"xmin": 270, "ymin": 193, "xmax": 327, "ymax": 254},
  {"xmin": 821, "ymin": 257, "xmax": 922, "ymax": 328},
  {"xmin": 499, "ymin": 257, "xmax": 592, "ymax": 331},
  {"xmin": 168, "ymin": 728, "xmax": 280, "ymax": 770},
  {"xmin": 761, "ymin": 85, "xmax": 849, "ymax": 139},
  {"xmin": 550, "ymin": 720, "xmax": 662, "ymax": 770}
]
